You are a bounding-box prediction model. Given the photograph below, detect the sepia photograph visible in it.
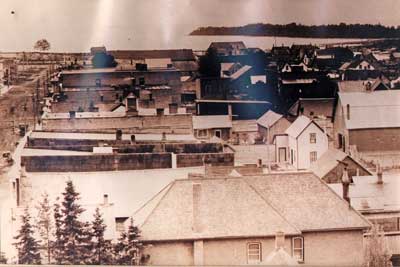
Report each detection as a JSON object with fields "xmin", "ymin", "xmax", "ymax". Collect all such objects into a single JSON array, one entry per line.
[{"xmin": 0, "ymin": 0, "xmax": 399, "ymax": 266}]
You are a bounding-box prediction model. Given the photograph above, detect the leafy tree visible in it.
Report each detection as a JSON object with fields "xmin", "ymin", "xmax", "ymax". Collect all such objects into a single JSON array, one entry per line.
[
  {"xmin": 364, "ymin": 224, "xmax": 392, "ymax": 267},
  {"xmin": 199, "ymin": 47, "xmax": 221, "ymax": 77},
  {"xmin": 35, "ymin": 192, "xmax": 53, "ymax": 264},
  {"xmin": 14, "ymin": 208, "xmax": 41, "ymax": 264},
  {"xmin": 113, "ymin": 218, "xmax": 145, "ymax": 265},
  {"xmin": 92, "ymin": 52, "xmax": 117, "ymax": 68},
  {"xmin": 90, "ymin": 208, "xmax": 113, "ymax": 265},
  {"xmin": 34, "ymin": 39, "xmax": 51, "ymax": 51},
  {"xmin": 59, "ymin": 181, "xmax": 92, "ymax": 264}
]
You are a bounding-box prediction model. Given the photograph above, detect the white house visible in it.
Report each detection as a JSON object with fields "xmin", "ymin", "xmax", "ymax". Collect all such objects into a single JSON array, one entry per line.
[{"xmin": 274, "ymin": 115, "xmax": 328, "ymax": 169}]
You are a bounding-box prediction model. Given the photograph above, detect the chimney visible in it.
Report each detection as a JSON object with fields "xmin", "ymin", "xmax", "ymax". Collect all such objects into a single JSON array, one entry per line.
[
  {"xmin": 377, "ymin": 165, "xmax": 383, "ymax": 184},
  {"xmin": 103, "ymin": 194, "xmax": 109, "ymax": 205},
  {"xmin": 275, "ymin": 231, "xmax": 285, "ymax": 249},
  {"xmin": 346, "ymin": 104, "xmax": 350, "ymax": 120},
  {"xmin": 192, "ymin": 183, "xmax": 203, "ymax": 233},
  {"xmin": 341, "ymin": 167, "xmax": 351, "ymax": 204},
  {"xmin": 257, "ymin": 159, "xmax": 263, "ymax": 168},
  {"xmin": 116, "ymin": 129, "xmax": 122, "ymax": 141}
]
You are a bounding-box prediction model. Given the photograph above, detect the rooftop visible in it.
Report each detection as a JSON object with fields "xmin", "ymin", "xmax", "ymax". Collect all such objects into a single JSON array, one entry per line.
[
  {"xmin": 256, "ymin": 110, "xmax": 284, "ymax": 128},
  {"xmin": 192, "ymin": 115, "xmax": 232, "ymax": 130}
]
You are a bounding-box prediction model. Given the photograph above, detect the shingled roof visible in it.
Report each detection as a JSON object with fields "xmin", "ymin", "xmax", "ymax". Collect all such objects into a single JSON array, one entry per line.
[{"xmin": 133, "ymin": 172, "xmax": 370, "ymax": 241}]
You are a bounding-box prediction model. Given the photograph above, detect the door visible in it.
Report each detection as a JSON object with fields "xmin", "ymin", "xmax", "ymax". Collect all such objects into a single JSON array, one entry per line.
[
  {"xmin": 278, "ymin": 148, "xmax": 287, "ymax": 162},
  {"xmin": 214, "ymin": 130, "xmax": 222, "ymax": 138}
]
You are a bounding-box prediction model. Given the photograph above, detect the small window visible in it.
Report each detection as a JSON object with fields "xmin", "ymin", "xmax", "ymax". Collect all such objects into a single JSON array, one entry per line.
[
  {"xmin": 292, "ymin": 237, "xmax": 304, "ymax": 262},
  {"xmin": 310, "ymin": 151, "xmax": 317, "ymax": 163},
  {"xmin": 310, "ymin": 133, "xmax": 316, "ymax": 143},
  {"xmin": 247, "ymin": 242, "xmax": 262, "ymax": 263},
  {"xmin": 139, "ymin": 77, "xmax": 145, "ymax": 85},
  {"xmin": 115, "ymin": 217, "xmax": 129, "ymax": 232},
  {"xmin": 197, "ymin": 129, "xmax": 208, "ymax": 138}
]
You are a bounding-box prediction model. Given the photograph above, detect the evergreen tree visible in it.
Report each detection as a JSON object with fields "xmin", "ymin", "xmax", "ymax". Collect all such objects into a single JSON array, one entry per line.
[
  {"xmin": 13, "ymin": 208, "xmax": 41, "ymax": 264},
  {"xmin": 35, "ymin": 192, "xmax": 53, "ymax": 264},
  {"xmin": 59, "ymin": 180, "xmax": 91, "ymax": 264},
  {"xmin": 52, "ymin": 199, "xmax": 63, "ymax": 264},
  {"xmin": 113, "ymin": 218, "xmax": 144, "ymax": 265},
  {"xmin": 90, "ymin": 208, "xmax": 113, "ymax": 265}
]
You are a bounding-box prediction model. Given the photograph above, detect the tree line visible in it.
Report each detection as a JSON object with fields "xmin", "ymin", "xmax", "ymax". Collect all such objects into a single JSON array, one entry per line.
[
  {"xmin": 13, "ymin": 181, "xmax": 146, "ymax": 265},
  {"xmin": 190, "ymin": 23, "xmax": 400, "ymax": 39}
]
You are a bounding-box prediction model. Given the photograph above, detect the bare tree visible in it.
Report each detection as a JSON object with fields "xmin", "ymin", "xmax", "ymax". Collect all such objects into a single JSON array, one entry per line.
[{"xmin": 364, "ymin": 224, "xmax": 393, "ymax": 267}]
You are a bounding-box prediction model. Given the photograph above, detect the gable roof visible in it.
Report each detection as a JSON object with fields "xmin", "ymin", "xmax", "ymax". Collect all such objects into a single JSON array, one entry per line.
[
  {"xmin": 192, "ymin": 115, "xmax": 232, "ymax": 130},
  {"xmin": 256, "ymin": 110, "xmax": 284, "ymax": 128},
  {"xmin": 309, "ymin": 148, "xmax": 372, "ymax": 179},
  {"xmin": 285, "ymin": 115, "xmax": 323, "ymax": 138},
  {"xmin": 338, "ymin": 91, "xmax": 400, "ymax": 129},
  {"xmin": 135, "ymin": 178, "xmax": 301, "ymax": 241}
]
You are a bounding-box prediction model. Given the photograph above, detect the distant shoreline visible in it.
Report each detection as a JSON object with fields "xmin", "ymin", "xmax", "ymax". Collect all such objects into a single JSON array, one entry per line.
[{"xmin": 190, "ymin": 23, "xmax": 400, "ymax": 39}]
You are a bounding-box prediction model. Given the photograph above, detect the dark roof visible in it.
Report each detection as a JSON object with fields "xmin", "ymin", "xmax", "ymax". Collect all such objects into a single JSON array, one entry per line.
[
  {"xmin": 209, "ymin": 41, "xmax": 246, "ymax": 50},
  {"xmin": 108, "ymin": 49, "xmax": 195, "ymax": 61}
]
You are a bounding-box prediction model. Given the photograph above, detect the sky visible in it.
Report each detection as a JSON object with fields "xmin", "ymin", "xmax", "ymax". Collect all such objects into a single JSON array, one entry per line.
[{"xmin": 0, "ymin": 0, "xmax": 399, "ymax": 52}]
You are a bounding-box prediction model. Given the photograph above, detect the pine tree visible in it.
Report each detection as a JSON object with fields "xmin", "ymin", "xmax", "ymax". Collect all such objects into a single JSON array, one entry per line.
[
  {"xmin": 113, "ymin": 218, "xmax": 144, "ymax": 265},
  {"xmin": 13, "ymin": 208, "xmax": 41, "ymax": 264},
  {"xmin": 59, "ymin": 180, "xmax": 91, "ymax": 264},
  {"xmin": 35, "ymin": 192, "xmax": 53, "ymax": 264},
  {"xmin": 90, "ymin": 208, "xmax": 113, "ymax": 265},
  {"xmin": 52, "ymin": 199, "xmax": 63, "ymax": 264}
]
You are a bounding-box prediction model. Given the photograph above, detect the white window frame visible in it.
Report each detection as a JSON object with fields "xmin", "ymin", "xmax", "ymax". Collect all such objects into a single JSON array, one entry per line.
[
  {"xmin": 310, "ymin": 151, "xmax": 317, "ymax": 163},
  {"xmin": 310, "ymin": 133, "xmax": 316, "ymax": 144},
  {"xmin": 292, "ymin": 236, "xmax": 304, "ymax": 262},
  {"xmin": 247, "ymin": 242, "xmax": 262, "ymax": 264}
]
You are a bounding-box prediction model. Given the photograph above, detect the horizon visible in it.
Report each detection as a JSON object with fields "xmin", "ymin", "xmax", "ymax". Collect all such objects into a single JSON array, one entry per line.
[{"xmin": 0, "ymin": 0, "xmax": 399, "ymax": 52}]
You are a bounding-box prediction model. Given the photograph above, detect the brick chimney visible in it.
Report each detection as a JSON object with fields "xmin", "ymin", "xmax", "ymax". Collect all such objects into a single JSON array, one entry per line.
[
  {"xmin": 103, "ymin": 194, "xmax": 109, "ymax": 205},
  {"xmin": 341, "ymin": 167, "xmax": 351, "ymax": 204},
  {"xmin": 377, "ymin": 164, "xmax": 383, "ymax": 184},
  {"xmin": 275, "ymin": 231, "xmax": 285, "ymax": 249},
  {"xmin": 192, "ymin": 183, "xmax": 203, "ymax": 233}
]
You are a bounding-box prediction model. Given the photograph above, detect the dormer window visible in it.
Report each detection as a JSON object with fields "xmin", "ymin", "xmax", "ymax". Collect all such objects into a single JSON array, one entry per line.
[{"xmin": 247, "ymin": 242, "xmax": 262, "ymax": 264}]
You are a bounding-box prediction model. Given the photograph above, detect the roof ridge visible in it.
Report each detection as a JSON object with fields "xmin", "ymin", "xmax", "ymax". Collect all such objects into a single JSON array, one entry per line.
[
  {"xmin": 311, "ymin": 173, "xmax": 372, "ymax": 228},
  {"xmin": 242, "ymin": 178, "xmax": 302, "ymax": 234},
  {"xmin": 132, "ymin": 181, "xmax": 175, "ymax": 227}
]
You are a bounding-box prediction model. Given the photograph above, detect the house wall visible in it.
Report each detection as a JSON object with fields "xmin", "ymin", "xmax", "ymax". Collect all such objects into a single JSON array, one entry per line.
[
  {"xmin": 21, "ymin": 153, "xmax": 172, "ymax": 172},
  {"xmin": 144, "ymin": 230, "xmax": 365, "ymax": 266},
  {"xmin": 274, "ymin": 135, "xmax": 289, "ymax": 163},
  {"xmin": 322, "ymin": 156, "xmax": 371, "ymax": 183},
  {"xmin": 42, "ymin": 114, "xmax": 193, "ymax": 133},
  {"xmin": 288, "ymin": 135, "xmax": 298, "ymax": 168},
  {"xmin": 333, "ymin": 98, "xmax": 350, "ymax": 152},
  {"xmin": 195, "ymin": 128, "xmax": 231, "ymax": 141},
  {"xmin": 258, "ymin": 117, "xmax": 291, "ymax": 144},
  {"xmin": 349, "ymin": 128, "xmax": 400, "ymax": 152},
  {"xmin": 176, "ymin": 152, "xmax": 234, "ymax": 168},
  {"xmin": 303, "ymin": 230, "xmax": 365, "ymax": 266},
  {"xmin": 296, "ymin": 123, "xmax": 328, "ymax": 170},
  {"xmin": 143, "ymin": 241, "xmax": 194, "ymax": 266}
]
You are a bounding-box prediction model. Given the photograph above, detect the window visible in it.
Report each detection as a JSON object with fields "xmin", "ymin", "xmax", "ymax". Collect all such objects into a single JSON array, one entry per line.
[
  {"xmin": 197, "ymin": 129, "xmax": 208, "ymax": 138},
  {"xmin": 309, "ymin": 133, "xmax": 316, "ymax": 143},
  {"xmin": 115, "ymin": 217, "xmax": 129, "ymax": 232},
  {"xmin": 247, "ymin": 242, "xmax": 262, "ymax": 263},
  {"xmin": 214, "ymin": 130, "xmax": 221, "ymax": 138},
  {"xmin": 292, "ymin": 237, "xmax": 304, "ymax": 262},
  {"xmin": 310, "ymin": 151, "xmax": 317, "ymax": 163}
]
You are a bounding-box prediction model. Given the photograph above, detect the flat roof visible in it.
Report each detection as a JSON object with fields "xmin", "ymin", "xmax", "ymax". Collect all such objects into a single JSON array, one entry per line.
[{"xmin": 196, "ymin": 99, "xmax": 270, "ymax": 104}]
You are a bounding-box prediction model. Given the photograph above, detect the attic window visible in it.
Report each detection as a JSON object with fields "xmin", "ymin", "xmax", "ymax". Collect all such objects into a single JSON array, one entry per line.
[
  {"xmin": 292, "ymin": 236, "xmax": 304, "ymax": 262},
  {"xmin": 310, "ymin": 133, "xmax": 316, "ymax": 144},
  {"xmin": 247, "ymin": 242, "xmax": 262, "ymax": 263},
  {"xmin": 115, "ymin": 217, "xmax": 129, "ymax": 232}
]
